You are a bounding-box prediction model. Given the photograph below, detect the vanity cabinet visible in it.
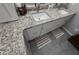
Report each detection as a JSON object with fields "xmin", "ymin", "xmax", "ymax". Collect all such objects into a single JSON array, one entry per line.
[
  {"xmin": 26, "ymin": 19, "xmax": 65, "ymax": 41},
  {"xmin": 25, "ymin": 14, "xmax": 73, "ymax": 41},
  {"xmin": 26, "ymin": 25, "xmax": 42, "ymax": 40}
]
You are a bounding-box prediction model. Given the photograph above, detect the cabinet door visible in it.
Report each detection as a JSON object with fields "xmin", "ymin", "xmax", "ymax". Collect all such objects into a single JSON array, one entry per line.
[
  {"xmin": 0, "ymin": 3, "xmax": 18, "ymax": 23},
  {"xmin": 54, "ymin": 20, "xmax": 65, "ymax": 28},
  {"xmin": 41, "ymin": 21, "xmax": 57, "ymax": 35},
  {"xmin": 41, "ymin": 20, "xmax": 66, "ymax": 36},
  {"xmin": 27, "ymin": 25, "xmax": 42, "ymax": 40}
]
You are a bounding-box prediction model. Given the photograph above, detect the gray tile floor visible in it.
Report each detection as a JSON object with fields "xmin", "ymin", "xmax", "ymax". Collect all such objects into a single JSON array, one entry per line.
[{"xmin": 29, "ymin": 28, "xmax": 79, "ymax": 55}]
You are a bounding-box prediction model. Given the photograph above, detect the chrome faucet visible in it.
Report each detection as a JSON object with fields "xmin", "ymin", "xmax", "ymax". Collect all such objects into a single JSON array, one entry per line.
[
  {"xmin": 35, "ymin": 3, "xmax": 40, "ymax": 13},
  {"xmin": 37, "ymin": 4, "xmax": 40, "ymax": 12}
]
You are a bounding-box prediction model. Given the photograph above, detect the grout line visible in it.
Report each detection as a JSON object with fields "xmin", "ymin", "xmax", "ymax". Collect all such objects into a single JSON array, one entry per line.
[
  {"xmin": 35, "ymin": 35, "xmax": 49, "ymax": 43},
  {"xmin": 37, "ymin": 37, "xmax": 51, "ymax": 47},
  {"xmin": 36, "ymin": 36, "xmax": 49, "ymax": 45},
  {"xmin": 55, "ymin": 32, "xmax": 64, "ymax": 37},
  {"xmin": 38, "ymin": 40, "xmax": 51, "ymax": 49},
  {"xmin": 56, "ymin": 33, "xmax": 64, "ymax": 39}
]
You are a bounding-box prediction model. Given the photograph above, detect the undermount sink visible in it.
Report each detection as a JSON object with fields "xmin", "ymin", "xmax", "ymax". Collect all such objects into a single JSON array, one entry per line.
[
  {"xmin": 58, "ymin": 10, "xmax": 69, "ymax": 15},
  {"xmin": 32, "ymin": 12, "xmax": 50, "ymax": 21}
]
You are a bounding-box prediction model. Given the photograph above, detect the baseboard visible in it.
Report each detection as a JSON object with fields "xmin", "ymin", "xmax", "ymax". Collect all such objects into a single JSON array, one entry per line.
[{"xmin": 62, "ymin": 26, "xmax": 73, "ymax": 36}]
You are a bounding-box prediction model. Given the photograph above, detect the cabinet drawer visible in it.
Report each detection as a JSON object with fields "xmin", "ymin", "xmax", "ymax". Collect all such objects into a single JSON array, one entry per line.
[{"xmin": 27, "ymin": 25, "xmax": 42, "ymax": 40}]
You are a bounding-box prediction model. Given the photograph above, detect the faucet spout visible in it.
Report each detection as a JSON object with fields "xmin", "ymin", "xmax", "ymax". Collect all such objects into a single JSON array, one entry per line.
[{"xmin": 36, "ymin": 3, "xmax": 40, "ymax": 13}]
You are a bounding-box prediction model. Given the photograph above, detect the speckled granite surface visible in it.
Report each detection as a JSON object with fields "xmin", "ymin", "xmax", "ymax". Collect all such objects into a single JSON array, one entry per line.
[
  {"xmin": 0, "ymin": 16, "xmax": 30, "ymax": 55},
  {"xmin": 0, "ymin": 9, "xmax": 76, "ymax": 55}
]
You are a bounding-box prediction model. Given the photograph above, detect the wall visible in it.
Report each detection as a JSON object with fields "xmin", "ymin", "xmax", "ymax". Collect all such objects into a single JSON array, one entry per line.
[
  {"xmin": 0, "ymin": 3, "xmax": 18, "ymax": 23},
  {"xmin": 63, "ymin": 3, "xmax": 79, "ymax": 35}
]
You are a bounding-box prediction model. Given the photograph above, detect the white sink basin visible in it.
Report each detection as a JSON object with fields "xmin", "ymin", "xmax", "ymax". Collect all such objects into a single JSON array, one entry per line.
[
  {"xmin": 32, "ymin": 12, "xmax": 50, "ymax": 21},
  {"xmin": 58, "ymin": 10, "xmax": 69, "ymax": 15}
]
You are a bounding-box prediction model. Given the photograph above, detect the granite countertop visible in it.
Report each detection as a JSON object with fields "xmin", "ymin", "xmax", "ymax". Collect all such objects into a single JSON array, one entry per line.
[
  {"xmin": 25, "ymin": 9, "xmax": 76, "ymax": 29},
  {"xmin": 0, "ymin": 9, "xmax": 76, "ymax": 55}
]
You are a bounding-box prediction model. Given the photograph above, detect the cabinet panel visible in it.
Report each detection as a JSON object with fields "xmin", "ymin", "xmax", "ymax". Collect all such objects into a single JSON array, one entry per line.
[
  {"xmin": 27, "ymin": 25, "xmax": 42, "ymax": 40},
  {"xmin": 41, "ymin": 20, "xmax": 65, "ymax": 35},
  {"xmin": 41, "ymin": 21, "xmax": 56, "ymax": 35},
  {"xmin": 54, "ymin": 20, "xmax": 65, "ymax": 28}
]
